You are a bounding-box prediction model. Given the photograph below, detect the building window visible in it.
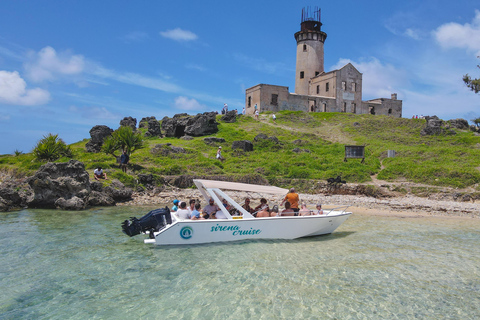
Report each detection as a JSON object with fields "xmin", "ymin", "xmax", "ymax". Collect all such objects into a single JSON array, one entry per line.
[
  {"xmin": 369, "ymin": 106, "xmax": 375, "ymax": 115},
  {"xmin": 352, "ymin": 82, "xmax": 356, "ymax": 92},
  {"xmin": 388, "ymin": 108, "xmax": 392, "ymax": 114},
  {"xmin": 300, "ymin": 71, "xmax": 304, "ymax": 79},
  {"xmin": 343, "ymin": 102, "xmax": 347, "ymax": 112},
  {"xmin": 322, "ymin": 103, "xmax": 327, "ymax": 112},
  {"xmin": 316, "ymin": 85, "xmax": 319, "ymax": 94},
  {"xmin": 271, "ymin": 94, "xmax": 278, "ymax": 106},
  {"xmin": 341, "ymin": 81, "xmax": 346, "ymax": 90},
  {"xmin": 303, "ymin": 44, "xmax": 307, "ymax": 52},
  {"xmin": 248, "ymin": 96, "xmax": 251, "ymax": 107},
  {"xmin": 352, "ymin": 103, "xmax": 356, "ymax": 113},
  {"xmin": 315, "ymin": 71, "xmax": 319, "ymax": 76},
  {"xmin": 325, "ymin": 82, "xmax": 329, "ymax": 92}
]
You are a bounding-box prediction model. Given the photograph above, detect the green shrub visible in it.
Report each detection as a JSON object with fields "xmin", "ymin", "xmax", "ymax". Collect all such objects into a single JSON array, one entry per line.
[{"xmin": 33, "ymin": 134, "xmax": 72, "ymax": 162}]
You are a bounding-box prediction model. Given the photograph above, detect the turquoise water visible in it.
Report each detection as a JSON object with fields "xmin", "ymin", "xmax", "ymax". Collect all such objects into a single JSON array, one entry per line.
[{"xmin": 1, "ymin": 207, "xmax": 479, "ymax": 319}]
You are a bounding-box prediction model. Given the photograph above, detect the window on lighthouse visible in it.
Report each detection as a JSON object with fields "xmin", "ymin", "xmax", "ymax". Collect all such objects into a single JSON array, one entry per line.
[
  {"xmin": 300, "ymin": 71, "xmax": 304, "ymax": 79},
  {"xmin": 303, "ymin": 44, "xmax": 307, "ymax": 52}
]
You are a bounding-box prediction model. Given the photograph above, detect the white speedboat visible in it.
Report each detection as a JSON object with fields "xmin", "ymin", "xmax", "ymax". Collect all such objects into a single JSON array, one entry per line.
[{"xmin": 122, "ymin": 179, "xmax": 352, "ymax": 245}]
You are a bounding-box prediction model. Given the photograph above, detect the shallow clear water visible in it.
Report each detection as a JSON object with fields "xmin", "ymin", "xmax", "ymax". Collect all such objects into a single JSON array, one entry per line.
[{"xmin": 1, "ymin": 206, "xmax": 479, "ymax": 319}]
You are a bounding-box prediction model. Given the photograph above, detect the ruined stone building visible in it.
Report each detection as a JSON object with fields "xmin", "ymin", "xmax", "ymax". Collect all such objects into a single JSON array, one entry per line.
[{"xmin": 245, "ymin": 8, "xmax": 402, "ymax": 117}]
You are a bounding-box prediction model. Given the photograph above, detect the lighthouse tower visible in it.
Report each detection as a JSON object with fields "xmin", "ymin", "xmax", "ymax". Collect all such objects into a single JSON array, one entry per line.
[{"xmin": 294, "ymin": 7, "xmax": 327, "ymax": 95}]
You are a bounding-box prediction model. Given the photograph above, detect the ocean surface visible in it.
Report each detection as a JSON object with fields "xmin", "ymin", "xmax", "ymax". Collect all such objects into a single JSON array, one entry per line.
[{"xmin": 1, "ymin": 206, "xmax": 479, "ymax": 319}]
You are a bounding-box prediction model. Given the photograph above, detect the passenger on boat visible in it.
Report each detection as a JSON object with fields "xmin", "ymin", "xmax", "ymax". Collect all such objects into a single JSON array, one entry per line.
[
  {"xmin": 270, "ymin": 205, "xmax": 279, "ymax": 217},
  {"xmin": 176, "ymin": 202, "xmax": 191, "ymax": 220},
  {"xmin": 281, "ymin": 188, "xmax": 300, "ymax": 213},
  {"xmin": 254, "ymin": 198, "xmax": 269, "ymax": 212},
  {"xmin": 222, "ymin": 198, "xmax": 232, "ymax": 211},
  {"xmin": 315, "ymin": 204, "xmax": 324, "ymax": 215},
  {"xmin": 171, "ymin": 199, "xmax": 180, "ymax": 212},
  {"xmin": 298, "ymin": 203, "xmax": 312, "ymax": 216},
  {"xmin": 279, "ymin": 201, "xmax": 295, "ymax": 216},
  {"xmin": 191, "ymin": 203, "xmax": 203, "ymax": 220},
  {"xmin": 241, "ymin": 198, "xmax": 255, "ymax": 214},
  {"xmin": 203, "ymin": 198, "xmax": 219, "ymax": 218},
  {"xmin": 213, "ymin": 209, "xmax": 228, "ymax": 219},
  {"xmin": 188, "ymin": 199, "xmax": 196, "ymax": 214}
]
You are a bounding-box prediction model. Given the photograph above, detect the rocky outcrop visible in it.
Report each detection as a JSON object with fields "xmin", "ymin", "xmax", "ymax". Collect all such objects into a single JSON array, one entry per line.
[
  {"xmin": 232, "ymin": 140, "xmax": 253, "ymax": 151},
  {"xmin": 421, "ymin": 116, "xmax": 456, "ymax": 136},
  {"xmin": 145, "ymin": 119, "xmax": 162, "ymax": 137},
  {"xmin": 150, "ymin": 143, "xmax": 186, "ymax": 156},
  {"xmin": 139, "ymin": 116, "xmax": 156, "ymax": 128},
  {"xmin": 203, "ymin": 137, "xmax": 226, "ymax": 145},
  {"xmin": 85, "ymin": 125, "xmax": 113, "ymax": 153},
  {"xmin": 292, "ymin": 148, "xmax": 311, "ymax": 153},
  {"xmin": 23, "ymin": 160, "xmax": 132, "ymax": 210},
  {"xmin": 27, "ymin": 160, "xmax": 91, "ymax": 209},
  {"xmin": 0, "ymin": 179, "xmax": 33, "ymax": 211},
  {"xmin": 220, "ymin": 110, "xmax": 237, "ymax": 123},
  {"xmin": 447, "ymin": 118, "xmax": 469, "ymax": 130},
  {"xmin": 254, "ymin": 134, "xmax": 279, "ymax": 144},
  {"xmin": 103, "ymin": 180, "xmax": 133, "ymax": 201},
  {"xmin": 161, "ymin": 112, "xmax": 218, "ymax": 138},
  {"xmin": 120, "ymin": 116, "xmax": 137, "ymax": 131}
]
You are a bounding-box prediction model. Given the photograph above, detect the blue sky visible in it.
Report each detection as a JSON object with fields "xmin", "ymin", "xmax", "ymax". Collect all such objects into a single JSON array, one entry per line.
[{"xmin": 1, "ymin": 0, "xmax": 480, "ymax": 154}]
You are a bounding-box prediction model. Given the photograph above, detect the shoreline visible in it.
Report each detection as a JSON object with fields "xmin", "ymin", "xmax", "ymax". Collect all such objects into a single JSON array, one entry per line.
[{"xmin": 118, "ymin": 188, "xmax": 480, "ymax": 219}]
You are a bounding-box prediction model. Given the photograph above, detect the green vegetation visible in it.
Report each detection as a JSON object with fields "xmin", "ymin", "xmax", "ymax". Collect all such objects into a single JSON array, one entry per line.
[
  {"xmin": 463, "ymin": 57, "xmax": 480, "ymax": 93},
  {"xmin": 2, "ymin": 112, "xmax": 480, "ymax": 191},
  {"xmin": 32, "ymin": 134, "xmax": 72, "ymax": 162},
  {"xmin": 102, "ymin": 126, "xmax": 144, "ymax": 158}
]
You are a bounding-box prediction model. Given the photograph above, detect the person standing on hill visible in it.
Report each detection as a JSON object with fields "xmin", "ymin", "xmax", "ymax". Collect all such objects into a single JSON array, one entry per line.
[
  {"xmin": 216, "ymin": 146, "xmax": 224, "ymax": 161},
  {"xmin": 120, "ymin": 150, "xmax": 130, "ymax": 173},
  {"xmin": 281, "ymin": 188, "xmax": 300, "ymax": 214}
]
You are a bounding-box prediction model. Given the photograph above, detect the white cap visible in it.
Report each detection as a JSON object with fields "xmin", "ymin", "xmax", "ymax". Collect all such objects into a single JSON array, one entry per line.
[{"xmin": 218, "ymin": 146, "xmax": 222, "ymax": 148}]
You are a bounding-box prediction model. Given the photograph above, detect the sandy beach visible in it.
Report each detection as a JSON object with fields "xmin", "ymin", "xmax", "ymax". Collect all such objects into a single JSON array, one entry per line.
[{"xmin": 119, "ymin": 187, "xmax": 480, "ymax": 219}]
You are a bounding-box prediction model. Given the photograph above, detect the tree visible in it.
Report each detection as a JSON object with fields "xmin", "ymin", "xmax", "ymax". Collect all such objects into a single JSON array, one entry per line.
[
  {"xmin": 472, "ymin": 117, "xmax": 480, "ymax": 128},
  {"xmin": 463, "ymin": 56, "xmax": 480, "ymax": 93},
  {"xmin": 33, "ymin": 133, "xmax": 73, "ymax": 162},
  {"xmin": 102, "ymin": 126, "xmax": 144, "ymax": 158}
]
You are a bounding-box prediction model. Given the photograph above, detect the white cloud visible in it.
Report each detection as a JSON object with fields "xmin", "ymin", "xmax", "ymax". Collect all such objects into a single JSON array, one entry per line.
[
  {"xmin": 68, "ymin": 105, "xmax": 120, "ymax": 120},
  {"xmin": 433, "ymin": 10, "xmax": 480, "ymax": 55},
  {"xmin": 332, "ymin": 58, "xmax": 407, "ymax": 99},
  {"xmin": 0, "ymin": 70, "xmax": 50, "ymax": 105},
  {"xmin": 160, "ymin": 28, "xmax": 198, "ymax": 41},
  {"xmin": 404, "ymin": 28, "xmax": 422, "ymax": 40},
  {"xmin": 92, "ymin": 66, "xmax": 182, "ymax": 93},
  {"xmin": 233, "ymin": 53, "xmax": 291, "ymax": 75},
  {"xmin": 24, "ymin": 46, "xmax": 85, "ymax": 82},
  {"xmin": 174, "ymin": 96, "xmax": 205, "ymax": 110},
  {"xmin": 121, "ymin": 31, "xmax": 149, "ymax": 43}
]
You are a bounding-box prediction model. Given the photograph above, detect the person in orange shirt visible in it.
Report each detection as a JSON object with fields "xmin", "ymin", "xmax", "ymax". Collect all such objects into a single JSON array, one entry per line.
[{"xmin": 281, "ymin": 188, "xmax": 300, "ymax": 214}]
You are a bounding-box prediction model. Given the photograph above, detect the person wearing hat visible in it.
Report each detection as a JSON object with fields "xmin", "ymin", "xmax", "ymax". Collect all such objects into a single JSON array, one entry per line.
[
  {"xmin": 171, "ymin": 199, "xmax": 179, "ymax": 212},
  {"xmin": 216, "ymin": 146, "xmax": 224, "ymax": 162}
]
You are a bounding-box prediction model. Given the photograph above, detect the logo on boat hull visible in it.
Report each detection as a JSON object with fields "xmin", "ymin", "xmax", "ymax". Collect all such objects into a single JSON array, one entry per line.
[{"xmin": 180, "ymin": 226, "xmax": 193, "ymax": 239}]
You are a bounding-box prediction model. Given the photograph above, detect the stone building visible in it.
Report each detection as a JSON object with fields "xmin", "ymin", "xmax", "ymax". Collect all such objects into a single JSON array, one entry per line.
[{"xmin": 245, "ymin": 8, "xmax": 402, "ymax": 117}]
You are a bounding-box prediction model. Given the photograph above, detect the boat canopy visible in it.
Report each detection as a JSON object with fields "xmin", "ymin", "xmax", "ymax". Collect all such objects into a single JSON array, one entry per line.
[
  {"xmin": 193, "ymin": 179, "xmax": 289, "ymax": 220},
  {"xmin": 193, "ymin": 179, "xmax": 288, "ymax": 195}
]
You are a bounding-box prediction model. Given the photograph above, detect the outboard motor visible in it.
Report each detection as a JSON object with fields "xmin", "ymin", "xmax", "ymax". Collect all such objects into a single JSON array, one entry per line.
[{"xmin": 122, "ymin": 206, "xmax": 172, "ymax": 237}]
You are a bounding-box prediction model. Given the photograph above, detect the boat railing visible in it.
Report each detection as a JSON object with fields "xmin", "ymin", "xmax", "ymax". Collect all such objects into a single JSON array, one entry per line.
[{"xmin": 324, "ymin": 205, "xmax": 351, "ymax": 216}]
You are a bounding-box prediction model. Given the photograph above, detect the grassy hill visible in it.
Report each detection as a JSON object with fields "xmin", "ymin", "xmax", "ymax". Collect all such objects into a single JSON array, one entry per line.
[{"xmin": 2, "ymin": 111, "xmax": 480, "ymax": 194}]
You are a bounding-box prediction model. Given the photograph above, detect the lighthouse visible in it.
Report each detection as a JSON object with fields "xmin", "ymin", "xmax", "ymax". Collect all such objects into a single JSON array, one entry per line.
[{"xmin": 294, "ymin": 7, "xmax": 327, "ymax": 95}]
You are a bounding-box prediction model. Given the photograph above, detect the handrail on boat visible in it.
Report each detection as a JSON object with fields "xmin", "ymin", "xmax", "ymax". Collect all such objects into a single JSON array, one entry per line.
[{"xmin": 324, "ymin": 205, "xmax": 351, "ymax": 216}]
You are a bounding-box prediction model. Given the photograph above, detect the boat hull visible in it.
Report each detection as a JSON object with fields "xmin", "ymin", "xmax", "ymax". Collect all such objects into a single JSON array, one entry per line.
[{"xmin": 145, "ymin": 212, "xmax": 352, "ymax": 245}]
